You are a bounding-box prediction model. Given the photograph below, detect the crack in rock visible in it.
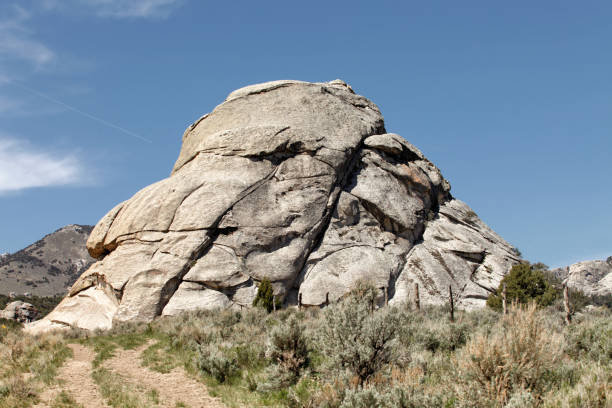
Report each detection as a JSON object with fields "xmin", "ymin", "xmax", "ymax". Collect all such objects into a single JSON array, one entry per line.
[{"xmin": 28, "ymin": 80, "xmax": 521, "ymax": 333}]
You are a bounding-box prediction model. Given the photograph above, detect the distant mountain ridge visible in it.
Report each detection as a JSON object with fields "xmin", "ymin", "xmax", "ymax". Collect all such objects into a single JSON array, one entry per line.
[{"xmin": 0, "ymin": 225, "xmax": 94, "ymax": 296}]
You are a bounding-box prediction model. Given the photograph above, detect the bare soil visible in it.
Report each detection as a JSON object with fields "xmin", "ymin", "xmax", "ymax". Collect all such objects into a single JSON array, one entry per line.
[
  {"xmin": 34, "ymin": 343, "xmax": 108, "ymax": 408},
  {"xmin": 34, "ymin": 342, "xmax": 226, "ymax": 408},
  {"xmin": 104, "ymin": 342, "xmax": 226, "ymax": 408}
]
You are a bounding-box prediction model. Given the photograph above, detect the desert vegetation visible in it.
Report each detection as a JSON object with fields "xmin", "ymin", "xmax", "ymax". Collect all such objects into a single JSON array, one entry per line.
[
  {"xmin": 488, "ymin": 262, "xmax": 612, "ymax": 313},
  {"xmin": 1, "ymin": 278, "xmax": 610, "ymax": 408},
  {"xmin": 0, "ymin": 320, "xmax": 71, "ymax": 408}
]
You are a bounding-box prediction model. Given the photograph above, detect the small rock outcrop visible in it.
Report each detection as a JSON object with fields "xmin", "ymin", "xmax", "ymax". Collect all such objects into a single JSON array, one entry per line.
[
  {"xmin": 1, "ymin": 301, "xmax": 38, "ymax": 323},
  {"xmin": 28, "ymin": 80, "xmax": 520, "ymax": 333},
  {"xmin": 550, "ymin": 258, "xmax": 612, "ymax": 296}
]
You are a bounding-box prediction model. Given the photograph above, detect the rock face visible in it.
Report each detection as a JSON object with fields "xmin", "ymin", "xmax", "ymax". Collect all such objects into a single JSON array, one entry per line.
[
  {"xmin": 28, "ymin": 80, "xmax": 520, "ymax": 333},
  {"xmin": 1, "ymin": 301, "xmax": 38, "ymax": 323},
  {"xmin": 550, "ymin": 258, "xmax": 612, "ymax": 296},
  {"xmin": 0, "ymin": 225, "xmax": 95, "ymax": 297}
]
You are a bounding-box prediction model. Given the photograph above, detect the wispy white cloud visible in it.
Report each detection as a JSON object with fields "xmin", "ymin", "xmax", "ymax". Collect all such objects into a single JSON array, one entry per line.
[
  {"xmin": 0, "ymin": 1, "xmax": 176, "ymax": 128},
  {"xmin": 0, "ymin": 137, "xmax": 85, "ymax": 193},
  {"xmin": 42, "ymin": 0, "xmax": 183, "ymax": 19},
  {"xmin": 0, "ymin": 5, "xmax": 55, "ymax": 68},
  {"xmin": 0, "ymin": 34, "xmax": 55, "ymax": 67},
  {"xmin": 0, "ymin": 0, "xmax": 181, "ymax": 77}
]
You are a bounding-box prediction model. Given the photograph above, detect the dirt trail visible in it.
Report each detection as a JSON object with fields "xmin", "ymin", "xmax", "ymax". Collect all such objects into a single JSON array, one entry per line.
[
  {"xmin": 104, "ymin": 342, "xmax": 226, "ymax": 408},
  {"xmin": 34, "ymin": 343, "xmax": 109, "ymax": 408},
  {"xmin": 34, "ymin": 341, "xmax": 227, "ymax": 408}
]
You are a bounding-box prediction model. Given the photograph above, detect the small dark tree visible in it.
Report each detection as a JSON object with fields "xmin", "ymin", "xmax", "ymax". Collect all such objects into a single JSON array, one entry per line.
[
  {"xmin": 487, "ymin": 262, "xmax": 558, "ymax": 311},
  {"xmin": 252, "ymin": 278, "xmax": 280, "ymax": 313}
]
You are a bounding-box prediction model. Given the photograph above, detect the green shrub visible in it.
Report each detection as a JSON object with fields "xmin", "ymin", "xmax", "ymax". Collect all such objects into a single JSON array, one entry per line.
[
  {"xmin": 196, "ymin": 344, "xmax": 239, "ymax": 383},
  {"xmin": 285, "ymin": 377, "xmax": 318, "ymax": 407},
  {"xmin": 319, "ymin": 281, "xmax": 399, "ymax": 385},
  {"xmin": 232, "ymin": 343, "xmax": 266, "ymax": 369},
  {"xmin": 338, "ymin": 386, "xmax": 436, "ymax": 408},
  {"xmin": 340, "ymin": 387, "xmax": 393, "ymax": 408},
  {"xmin": 566, "ymin": 316, "xmax": 612, "ymax": 364},
  {"xmin": 415, "ymin": 321, "xmax": 470, "ymax": 354},
  {"xmin": 487, "ymin": 262, "xmax": 558, "ymax": 310},
  {"xmin": 267, "ymin": 315, "xmax": 309, "ymax": 384},
  {"xmin": 562, "ymin": 291, "xmax": 612, "ymax": 312},
  {"xmin": 252, "ymin": 278, "xmax": 281, "ymax": 313}
]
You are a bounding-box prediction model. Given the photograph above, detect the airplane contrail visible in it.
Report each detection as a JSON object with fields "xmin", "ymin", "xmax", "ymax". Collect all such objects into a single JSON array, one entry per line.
[{"xmin": 6, "ymin": 79, "xmax": 152, "ymax": 143}]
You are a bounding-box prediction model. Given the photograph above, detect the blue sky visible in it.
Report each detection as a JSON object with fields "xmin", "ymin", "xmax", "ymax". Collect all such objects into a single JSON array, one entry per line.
[{"xmin": 0, "ymin": 0, "xmax": 610, "ymax": 268}]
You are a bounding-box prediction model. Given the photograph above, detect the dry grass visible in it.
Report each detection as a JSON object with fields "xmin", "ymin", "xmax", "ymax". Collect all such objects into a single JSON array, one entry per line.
[
  {"xmin": 456, "ymin": 303, "xmax": 564, "ymax": 406},
  {"xmin": 91, "ymin": 367, "xmax": 147, "ymax": 408},
  {"xmin": 542, "ymin": 362, "xmax": 611, "ymax": 408},
  {"xmin": 1, "ymin": 295, "xmax": 610, "ymax": 408},
  {"xmin": 0, "ymin": 324, "xmax": 71, "ymax": 408}
]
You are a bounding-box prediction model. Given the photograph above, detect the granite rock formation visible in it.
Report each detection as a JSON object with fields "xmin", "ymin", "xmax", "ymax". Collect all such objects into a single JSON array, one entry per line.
[
  {"xmin": 550, "ymin": 257, "xmax": 612, "ymax": 296},
  {"xmin": 1, "ymin": 301, "xmax": 38, "ymax": 323},
  {"xmin": 28, "ymin": 80, "xmax": 520, "ymax": 333}
]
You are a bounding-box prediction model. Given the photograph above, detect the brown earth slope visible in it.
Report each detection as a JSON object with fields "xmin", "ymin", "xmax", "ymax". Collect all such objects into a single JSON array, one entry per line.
[{"xmin": 0, "ymin": 225, "xmax": 94, "ymax": 297}]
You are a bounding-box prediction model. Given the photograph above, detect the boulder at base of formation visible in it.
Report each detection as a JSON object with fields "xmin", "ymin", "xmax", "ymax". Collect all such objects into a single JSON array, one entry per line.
[{"xmin": 1, "ymin": 301, "xmax": 38, "ymax": 323}]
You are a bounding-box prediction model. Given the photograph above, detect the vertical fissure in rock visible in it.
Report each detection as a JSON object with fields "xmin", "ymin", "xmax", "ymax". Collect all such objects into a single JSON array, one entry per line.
[
  {"xmin": 154, "ymin": 231, "xmax": 216, "ymax": 316},
  {"xmin": 387, "ymin": 244, "xmax": 420, "ymax": 302},
  {"xmin": 289, "ymin": 135, "xmax": 385, "ymax": 298},
  {"xmin": 154, "ymin": 164, "xmax": 283, "ymax": 315}
]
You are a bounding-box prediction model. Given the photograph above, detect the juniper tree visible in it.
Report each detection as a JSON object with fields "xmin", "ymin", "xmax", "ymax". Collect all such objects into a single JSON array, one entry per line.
[
  {"xmin": 487, "ymin": 262, "xmax": 557, "ymax": 311},
  {"xmin": 252, "ymin": 278, "xmax": 280, "ymax": 313}
]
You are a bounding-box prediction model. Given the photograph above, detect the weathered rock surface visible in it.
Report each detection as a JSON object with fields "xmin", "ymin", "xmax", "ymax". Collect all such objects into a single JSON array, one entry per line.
[
  {"xmin": 27, "ymin": 80, "xmax": 520, "ymax": 333},
  {"xmin": 1, "ymin": 301, "xmax": 38, "ymax": 323},
  {"xmin": 550, "ymin": 258, "xmax": 612, "ymax": 296}
]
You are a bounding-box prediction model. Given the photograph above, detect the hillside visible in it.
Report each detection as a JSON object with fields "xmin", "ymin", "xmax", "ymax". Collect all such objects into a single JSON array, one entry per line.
[{"xmin": 0, "ymin": 224, "xmax": 94, "ymax": 297}]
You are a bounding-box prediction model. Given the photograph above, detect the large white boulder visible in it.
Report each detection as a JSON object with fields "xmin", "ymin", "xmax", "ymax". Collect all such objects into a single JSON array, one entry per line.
[{"xmin": 28, "ymin": 80, "xmax": 520, "ymax": 333}]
